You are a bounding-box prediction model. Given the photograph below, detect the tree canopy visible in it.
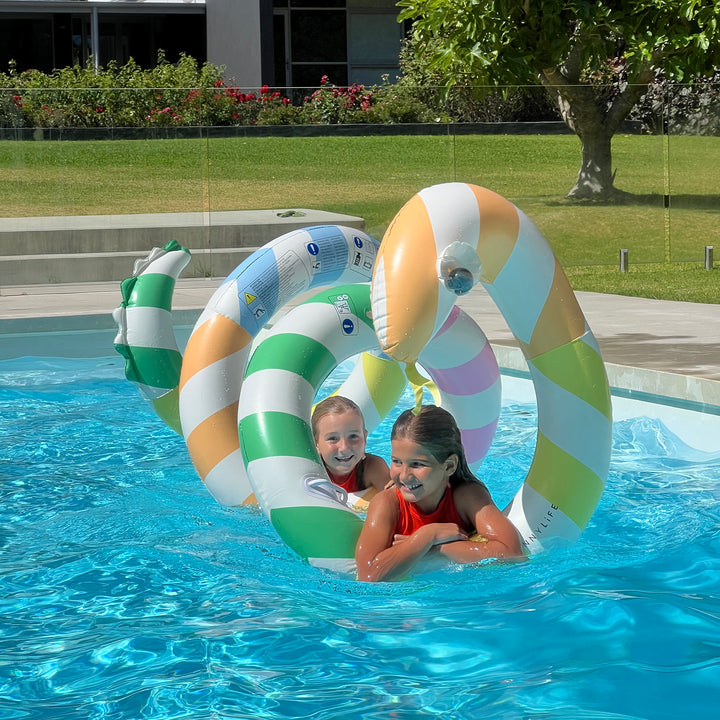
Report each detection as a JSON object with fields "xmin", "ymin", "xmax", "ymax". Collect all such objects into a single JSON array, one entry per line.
[{"xmin": 398, "ymin": 0, "xmax": 720, "ymax": 198}]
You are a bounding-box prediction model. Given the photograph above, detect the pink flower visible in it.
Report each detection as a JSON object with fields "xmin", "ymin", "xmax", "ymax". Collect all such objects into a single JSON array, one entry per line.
[{"xmin": 320, "ymin": 75, "xmax": 329, "ymax": 85}]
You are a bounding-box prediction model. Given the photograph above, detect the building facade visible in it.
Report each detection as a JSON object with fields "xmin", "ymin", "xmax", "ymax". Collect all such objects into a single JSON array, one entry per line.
[{"xmin": 0, "ymin": 0, "xmax": 406, "ymax": 89}]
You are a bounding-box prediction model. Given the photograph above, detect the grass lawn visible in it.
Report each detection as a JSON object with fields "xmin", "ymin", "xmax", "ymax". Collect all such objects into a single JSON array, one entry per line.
[{"xmin": 1, "ymin": 132, "xmax": 718, "ymax": 302}]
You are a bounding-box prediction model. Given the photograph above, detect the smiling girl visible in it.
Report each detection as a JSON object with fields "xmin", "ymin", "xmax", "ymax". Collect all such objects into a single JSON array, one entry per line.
[
  {"xmin": 312, "ymin": 396, "xmax": 390, "ymax": 495},
  {"xmin": 355, "ymin": 405, "xmax": 523, "ymax": 582}
]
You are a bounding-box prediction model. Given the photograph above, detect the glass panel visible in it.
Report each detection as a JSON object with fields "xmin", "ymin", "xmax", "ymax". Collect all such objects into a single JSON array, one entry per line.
[
  {"xmin": 205, "ymin": 132, "xmax": 455, "ymax": 241},
  {"xmin": 2, "ymin": 80, "xmax": 706, "ymax": 274},
  {"xmin": 450, "ymin": 84, "xmax": 666, "ymax": 266},
  {"xmin": 665, "ymin": 82, "xmax": 720, "ymax": 263},
  {"xmin": 0, "ymin": 88, "xmax": 208, "ymax": 284}
]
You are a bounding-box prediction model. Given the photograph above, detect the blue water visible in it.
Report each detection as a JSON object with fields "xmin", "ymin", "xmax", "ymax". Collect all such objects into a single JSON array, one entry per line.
[{"xmin": 1, "ymin": 355, "xmax": 719, "ymax": 720}]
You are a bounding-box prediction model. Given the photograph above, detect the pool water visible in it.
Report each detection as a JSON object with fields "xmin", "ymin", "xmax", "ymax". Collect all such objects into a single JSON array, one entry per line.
[{"xmin": 1, "ymin": 355, "xmax": 719, "ymax": 720}]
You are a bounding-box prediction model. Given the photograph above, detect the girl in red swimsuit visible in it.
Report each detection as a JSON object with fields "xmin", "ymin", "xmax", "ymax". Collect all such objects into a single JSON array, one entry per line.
[
  {"xmin": 356, "ymin": 405, "xmax": 523, "ymax": 582},
  {"xmin": 312, "ymin": 396, "xmax": 390, "ymax": 494}
]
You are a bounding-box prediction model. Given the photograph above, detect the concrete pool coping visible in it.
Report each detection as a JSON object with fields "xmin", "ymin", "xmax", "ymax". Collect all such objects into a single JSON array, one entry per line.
[{"xmin": 2, "ymin": 278, "xmax": 719, "ymax": 409}]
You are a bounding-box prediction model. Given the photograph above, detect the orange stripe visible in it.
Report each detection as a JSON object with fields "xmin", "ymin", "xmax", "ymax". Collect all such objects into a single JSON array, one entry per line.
[
  {"xmin": 179, "ymin": 314, "xmax": 251, "ymax": 391},
  {"xmin": 185, "ymin": 403, "xmax": 240, "ymax": 480},
  {"xmin": 527, "ymin": 259, "xmax": 587, "ymax": 358},
  {"xmin": 470, "ymin": 185, "xmax": 520, "ymax": 284},
  {"xmin": 377, "ymin": 194, "xmax": 439, "ymax": 362}
]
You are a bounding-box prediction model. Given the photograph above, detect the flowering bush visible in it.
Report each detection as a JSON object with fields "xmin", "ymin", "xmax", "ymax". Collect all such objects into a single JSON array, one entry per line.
[
  {"xmin": 0, "ymin": 53, "xmax": 438, "ymax": 129},
  {"xmin": 300, "ymin": 76, "xmax": 377, "ymax": 123},
  {"xmin": 0, "ymin": 54, "xmax": 294, "ymax": 128}
]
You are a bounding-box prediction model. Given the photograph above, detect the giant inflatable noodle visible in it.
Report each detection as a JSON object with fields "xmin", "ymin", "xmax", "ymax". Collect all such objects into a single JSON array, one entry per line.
[{"xmin": 372, "ymin": 182, "xmax": 612, "ymax": 553}]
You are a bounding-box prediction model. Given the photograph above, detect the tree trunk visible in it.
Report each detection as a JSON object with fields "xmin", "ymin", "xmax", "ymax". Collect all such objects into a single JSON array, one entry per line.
[
  {"xmin": 567, "ymin": 128, "xmax": 616, "ymax": 200},
  {"xmin": 539, "ymin": 57, "xmax": 652, "ymax": 201}
]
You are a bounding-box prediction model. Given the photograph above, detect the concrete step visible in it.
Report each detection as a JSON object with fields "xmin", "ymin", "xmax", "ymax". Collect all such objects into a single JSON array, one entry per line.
[
  {"xmin": 0, "ymin": 247, "xmax": 261, "ymax": 285},
  {"xmin": 0, "ymin": 208, "xmax": 366, "ymax": 284}
]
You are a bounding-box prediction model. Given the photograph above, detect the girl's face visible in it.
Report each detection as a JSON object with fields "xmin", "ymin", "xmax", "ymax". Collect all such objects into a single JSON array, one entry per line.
[
  {"xmin": 390, "ymin": 437, "xmax": 458, "ymax": 513},
  {"xmin": 315, "ymin": 410, "xmax": 367, "ymax": 478}
]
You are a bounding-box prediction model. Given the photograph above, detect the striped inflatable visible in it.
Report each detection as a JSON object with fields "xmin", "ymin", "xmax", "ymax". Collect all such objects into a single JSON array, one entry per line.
[
  {"xmin": 372, "ymin": 182, "xmax": 612, "ymax": 553},
  {"xmin": 238, "ymin": 283, "xmax": 501, "ymax": 572},
  {"xmin": 113, "ymin": 240, "xmax": 190, "ymax": 435},
  {"xmin": 178, "ymin": 225, "xmax": 389, "ymax": 507}
]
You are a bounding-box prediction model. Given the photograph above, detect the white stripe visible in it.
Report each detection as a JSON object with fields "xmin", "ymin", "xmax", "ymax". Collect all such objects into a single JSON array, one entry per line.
[
  {"xmin": 203, "ymin": 449, "xmax": 253, "ymax": 507},
  {"xmin": 270, "ymin": 308, "xmax": 378, "ymax": 362},
  {"xmin": 371, "ymin": 255, "xmax": 389, "ymax": 348},
  {"xmin": 418, "ymin": 184, "xmax": 482, "ymax": 337},
  {"xmin": 197, "ymin": 280, "xmax": 244, "ymax": 327},
  {"xmin": 124, "ymin": 306, "xmax": 177, "ymax": 350},
  {"xmin": 308, "ymin": 557, "xmax": 357, "ymax": 574},
  {"xmin": 134, "ymin": 382, "xmax": 170, "ymax": 401},
  {"xmin": 238, "ymin": 368, "xmax": 315, "ymax": 422},
  {"xmin": 505, "ymin": 483, "xmax": 581, "ymax": 552},
  {"xmin": 179, "ymin": 348, "xmax": 248, "ymax": 436},
  {"xmin": 419, "ymin": 183, "xmax": 481, "ymax": 255},
  {"xmin": 248, "ymin": 456, "xmax": 357, "ymax": 515},
  {"xmin": 135, "ymin": 248, "xmax": 190, "ymax": 278},
  {"xmin": 421, "ymin": 309, "xmax": 489, "ymax": 370}
]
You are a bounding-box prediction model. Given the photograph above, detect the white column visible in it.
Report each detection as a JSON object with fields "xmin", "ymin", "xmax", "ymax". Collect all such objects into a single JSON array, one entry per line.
[
  {"xmin": 206, "ymin": 0, "xmax": 263, "ymax": 88},
  {"xmin": 91, "ymin": 7, "xmax": 100, "ymax": 71}
]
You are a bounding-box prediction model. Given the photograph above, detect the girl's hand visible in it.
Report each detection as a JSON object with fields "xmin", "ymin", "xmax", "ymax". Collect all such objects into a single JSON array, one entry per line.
[
  {"xmin": 428, "ymin": 523, "xmax": 468, "ymax": 546},
  {"xmin": 394, "ymin": 524, "xmax": 466, "ymax": 547}
]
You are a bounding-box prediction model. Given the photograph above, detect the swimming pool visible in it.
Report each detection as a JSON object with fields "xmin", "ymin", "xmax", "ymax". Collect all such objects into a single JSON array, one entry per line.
[{"xmin": 1, "ymin": 343, "xmax": 719, "ymax": 719}]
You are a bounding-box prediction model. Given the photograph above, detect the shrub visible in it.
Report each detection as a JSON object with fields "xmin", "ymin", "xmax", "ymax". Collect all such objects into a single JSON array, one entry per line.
[
  {"xmin": 0, "ymin": 53, "xmax": 293, "ymax": 128},
  {"xmin": 394, "ymin": 36, "xmax": 559, "ymax": 123},
  {"xmin": 632, "ymin": 71, "xmax": 720, "ymax": 135}
]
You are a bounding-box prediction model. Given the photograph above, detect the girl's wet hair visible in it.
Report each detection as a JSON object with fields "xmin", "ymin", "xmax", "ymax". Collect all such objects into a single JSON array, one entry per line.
[
  {"xmin": 391, "ymin": 405, "xmax": 479, "ymax": 487},
  {"xmin": 311, "ymin": 395, "xmax": 365, "ymax": 441}
]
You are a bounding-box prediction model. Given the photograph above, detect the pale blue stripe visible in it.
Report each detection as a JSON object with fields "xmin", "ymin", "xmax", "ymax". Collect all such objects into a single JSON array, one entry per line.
[
  {"xmin": 486, "ymin": 211, "xmax": 555, "ymax": 344},
  {"xmin": 580, "ymin": 327, "xmax": 602, "ymax": 357},
  {"xmin": 530, "ymin": 363, "xmax": 613, "ymax": 482}
]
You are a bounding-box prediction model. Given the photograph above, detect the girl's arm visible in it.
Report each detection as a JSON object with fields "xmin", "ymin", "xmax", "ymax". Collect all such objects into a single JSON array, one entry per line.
[
  {"xmin": 362, "ymin": 453, "xmax": 392, "ymax": 491},
  {"xmin": 437, "ymin": 483, "xmax": 525, "ymax": 564},
  {"xmin": 355, "ymin": 490, "xmax": 467, "ymax": 582}
]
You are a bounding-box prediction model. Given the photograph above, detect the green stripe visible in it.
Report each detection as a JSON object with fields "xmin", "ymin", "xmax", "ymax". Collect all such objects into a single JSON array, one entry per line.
[
  {"xmin": 151, "ymin": 388, "xmax": 181, "ymax": 435},
  {"xmin": 245, "ymin": 334, "xmax": 337, "ymax": 387},
  {"xmin": 531, "ymin": 337, "xmax": 611, "ymax": 419},
  {"xmin": 121, "ymin": 273, "xmax": 176, "ymax": 312},
  {"xmin": 301, "ymin": 284, "xmax": 374, "ymax": 331},
  {"xmin": 240, "ymin": 412, "xmax": 316, "ymax": 463},
  {"xmin": 114, "ymin": 343, "xmax": 182, "ymax": 389},
  {"xmin": 526, "ymin": 432, "xmax": 605, "ymax": 529},
  {"xmin": 270, "ymin": 506, "xmax": 362, "ymax": 560}
]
